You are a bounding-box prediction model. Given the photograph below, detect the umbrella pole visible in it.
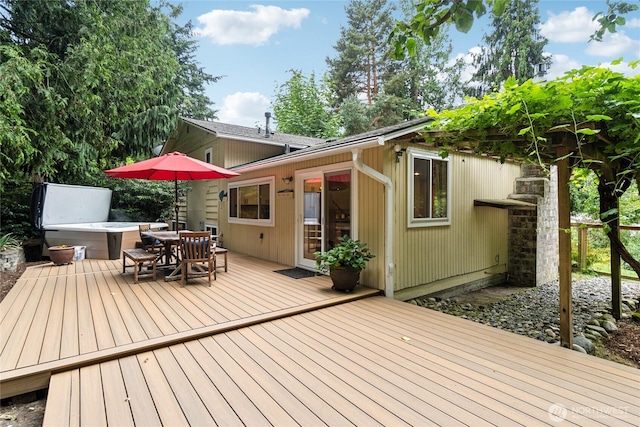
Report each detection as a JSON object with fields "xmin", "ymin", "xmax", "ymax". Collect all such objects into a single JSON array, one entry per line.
[{"xmin": 174, "ymin": 178, "xmax": 180, "ymax": 231}]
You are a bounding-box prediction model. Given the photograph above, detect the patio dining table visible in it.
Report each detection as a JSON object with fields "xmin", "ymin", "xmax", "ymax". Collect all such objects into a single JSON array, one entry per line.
[
  {"xmin": 141, "ymin": 230, "xmax": 219, "ymax": 282},
  {"xmin": 142, "ymin": 230, "xmax": 182, "ymax": 281}
]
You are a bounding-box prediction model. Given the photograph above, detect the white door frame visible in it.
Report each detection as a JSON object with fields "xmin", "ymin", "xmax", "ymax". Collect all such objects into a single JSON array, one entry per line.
[{"xmin": 295, "ymin": 162, "xmax": 357, "ymax": 270}]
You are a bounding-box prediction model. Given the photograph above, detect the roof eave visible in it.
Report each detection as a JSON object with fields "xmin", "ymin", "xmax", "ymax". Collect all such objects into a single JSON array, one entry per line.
[
  {"xmin": 215, "ymin": 133, "xmax": 311, "ymax": 149},
  {"xmin": 233, "ymin": 137, "xmax": 382, "ymax": 173},
  {"xmin": 233, "ymin": 119, "xmax": 431, "ymax": 173}
]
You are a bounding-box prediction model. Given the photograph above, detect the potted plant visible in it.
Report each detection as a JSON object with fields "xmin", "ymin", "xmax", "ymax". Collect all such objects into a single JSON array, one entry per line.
[
  {"xmin": 0, "ymin": 233, "xmax": 24, "ymax": 272},
  {"xmin": 48, "ymin": 244, "xmax": 75, "ymax": 265},
  {"xmin": 315, "ymin": 235, "xmax": 375, "ymax": 292}
]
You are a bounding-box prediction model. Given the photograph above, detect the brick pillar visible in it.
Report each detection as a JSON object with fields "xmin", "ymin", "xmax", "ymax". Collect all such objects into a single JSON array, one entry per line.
[{"xmin": 507, "ymin": 164, "xmax": 559, "ymax": 286}]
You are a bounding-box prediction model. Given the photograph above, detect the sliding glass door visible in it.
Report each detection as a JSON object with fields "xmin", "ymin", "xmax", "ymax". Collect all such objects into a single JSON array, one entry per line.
[{"xmin": 296, "ymin": 168, "xmax": 352, "ymax": 270}]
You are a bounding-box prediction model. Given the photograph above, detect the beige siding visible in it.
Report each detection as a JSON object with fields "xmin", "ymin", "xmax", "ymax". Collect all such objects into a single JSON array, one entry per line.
[
  {"xmin": 220, "ymin": 154, "xmax": 353, "ymax": 266},
  {"xmin": 172, "ymin": 124, "xmax": 523, "ymax": 299},
  {"xmin": 223, "ymin": 139, "xmax": 285, "ymax": 168},
  {"xmin": 172, "ymin": 130, "xmax": 285, "ymax": 230},
  {"xmin": 388, "ymin": 147, "xmax": 521, "ymax": 296},
  {"xmin": 356, "ymin": 147, "xmax": 385, "ymax": 291}
]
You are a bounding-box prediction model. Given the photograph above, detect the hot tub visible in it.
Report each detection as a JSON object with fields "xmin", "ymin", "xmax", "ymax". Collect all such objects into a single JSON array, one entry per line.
[{"xmin": 44, "ymin": 221, "xmax": 168, "ymax": 260}]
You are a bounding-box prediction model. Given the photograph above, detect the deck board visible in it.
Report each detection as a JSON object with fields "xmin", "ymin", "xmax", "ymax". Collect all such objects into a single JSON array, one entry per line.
[
  {"xmin": 39, "ymin": 275, "xmax": 67, "ymax": 363},
  {"xmin": 4, "ymin": 254, "xmax": 639, "ymax": 426},
  {"xmin": 44, "ymin": 295, "xmax": 640, "ymax": 427},
  {"xmin": 59, "ymin": 275, "xmax": 79, "ymax": 359},
  {"xmin": 118, "ymin": 356, "xmax": 162, "ymax": 426},
  {"xmin": 356, "ymin": 299, "xmax": 640, "ymax": 399},
  {"xmin": 100, "ymin": 360, "xmax": 135, "ymax": 427},
  {"xmin": 0, "ymin": 253, "xmax": 375, "ymax": 397}
]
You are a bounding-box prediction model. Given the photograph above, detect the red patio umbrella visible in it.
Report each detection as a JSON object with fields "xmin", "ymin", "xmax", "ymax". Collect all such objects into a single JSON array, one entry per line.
[{"xmin": 104, "ymin": 151, "xmax": 239, "ymax": 229}]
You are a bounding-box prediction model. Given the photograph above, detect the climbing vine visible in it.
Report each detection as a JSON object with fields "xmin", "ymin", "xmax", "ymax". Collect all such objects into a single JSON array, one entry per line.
[{"xmin": 424, "ymin": 61, "xmax": 640, "ymax": 277}]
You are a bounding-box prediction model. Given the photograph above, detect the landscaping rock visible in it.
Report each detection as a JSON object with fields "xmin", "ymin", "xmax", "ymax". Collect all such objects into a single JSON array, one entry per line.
[{"xmin": 573, "ymin": 335, "xmax": 595, "ymax": 354}]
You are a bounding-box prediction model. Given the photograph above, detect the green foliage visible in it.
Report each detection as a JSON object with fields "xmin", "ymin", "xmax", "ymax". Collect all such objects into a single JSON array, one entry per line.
[
  {"xmin": 325, "ymin": 0, "xmax": 464, "ymax": 135},
  {"xmin": 467, "ymin": 0, "xmax": 550, "ymax": 97},
  {"xmin": 0, "ymin": 233, "xmax": 22, "ymax": 251},
  {"xmin": 391, "ymin": 0, "xmax": 637, "ymax": 58},
  {"xmin": 390, "ymin": 0, "xmax": 495, "ymax": 58},
  {"xmin": 273, "ymin": 70, "xmax": 340, "ymax": 139},
  {"xmin": 85, "ymin": 173, "xmax": 179, "ymax": 224},
  {"xmin": 591, "ymin": 0, "xmax": 639, "ymax": 42},
  {"xmin": 0, "ymin": 44, "xmax": 70, "ymax": 191},
  {"xmin": 0, "ymin": 182, "xmax": 39, "ymax": 241},
  {"xmin": 315, "ymin": 235, "xmax": 375, "ymax": 272},
  {"xmin": 340, "ymin": 96, "xmax": 373, "ymax": 136},
  {"xmin": 428, "ymin": 64, "xmax": 640, "ymax": 179},
  {"xmin": 326, "ymin": 0, "xmax": 397, "ymax": 106},
  {"xmin": 0, "ymin": 0, "xmax": 218, "ymax": 190},
  {"xmin": 571, "ymin": 169, "xmax": 640, "ymax": 225},
  {"xmin": 427, "ymin": 63, "xmax": 640, "ymax": 277}
]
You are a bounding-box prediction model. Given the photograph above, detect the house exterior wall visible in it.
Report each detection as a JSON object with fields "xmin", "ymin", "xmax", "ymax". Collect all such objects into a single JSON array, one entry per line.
[
  {"xmin": 220, "ymin": 152, "xmax": 356, "ymax": 266},
  {"xmin": 222, "ymin": 139, "xmax": 286, "ymax": 168},
  {"xmin": 355, "ymin": 147, "xmax": 385, "ymax": 291},
  {"xmin": 387, "ymin": 146, "xmax": 522, "ymax": 300},
  {"xmin": 168, "ymin": 126, "xmax": 284, "ymax": 231},
  {"xmin": 172, "ymin": 124, "xmax": 524, "ymax": 299}
]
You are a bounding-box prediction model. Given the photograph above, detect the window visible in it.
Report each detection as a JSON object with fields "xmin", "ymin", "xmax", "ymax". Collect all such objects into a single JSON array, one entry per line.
[
  {"xmin": 228, "ymin": 177, "xmax": 275, "ymax": 226},
  {"xmin": 408, "ymin": 149, "xmax": 450, "ymax": 227},
  {"xmin": 204, "ymin": 148, "xmax": 212, "ymax": 164}
]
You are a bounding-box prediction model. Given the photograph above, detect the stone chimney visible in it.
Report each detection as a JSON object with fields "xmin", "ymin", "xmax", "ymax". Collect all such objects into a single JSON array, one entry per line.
[{"xmin": 507, "ymin": 163, "xmax": 559, "ymax": 287}]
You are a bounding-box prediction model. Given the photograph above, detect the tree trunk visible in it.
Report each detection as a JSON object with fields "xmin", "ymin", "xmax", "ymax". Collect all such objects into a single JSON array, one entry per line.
[
  {"xmin": 598, "ymin": 178, "xmax": 637, "ymax": 320},
  {"xmin": 598, "ymin": 177, "xmax": 640, "ymax": 279}
]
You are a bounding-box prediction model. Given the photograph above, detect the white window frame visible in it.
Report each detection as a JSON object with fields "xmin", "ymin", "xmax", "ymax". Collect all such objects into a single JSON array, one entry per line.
[
  {"xmin": 407, "ymin": 148, "xmax": 451, "ymax": 227},
  {"xmin": 228, "ymin": 176, "xmax": 275, "ymax": 227},
  {"xmin": 204, "ymin": 147, "xmax": 213, "ymax": 164}
]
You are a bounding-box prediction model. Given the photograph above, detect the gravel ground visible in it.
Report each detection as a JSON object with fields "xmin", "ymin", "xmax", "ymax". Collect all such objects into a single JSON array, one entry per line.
[{"xmin": 410, "ymin": 277, "xmax": 640, "ymax": 344}]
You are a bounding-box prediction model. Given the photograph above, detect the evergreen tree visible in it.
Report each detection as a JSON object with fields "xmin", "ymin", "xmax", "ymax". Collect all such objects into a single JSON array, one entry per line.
[
  {"xmin": 0, "ymin": 0, "xmax": 219, "ymax": 189},
  {"xmin": 326, "ymin": 0, "xmax": 396, "ymax": 107},
  {"xmin": 467, "ymin": 0, "xmax": 550, "ymax": 97},
  {"xmin": 272, "ymin": 70, "xmax": 340, "ymax": 139},
  {"xmin": 387, "ymin": 0, "xmax": 465, "ymax": 112}
]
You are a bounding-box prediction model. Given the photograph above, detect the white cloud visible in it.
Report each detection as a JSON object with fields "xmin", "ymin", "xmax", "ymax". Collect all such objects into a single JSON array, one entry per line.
[
  {"xmin": 584, "ymin": 32, "xmax": 640, "ymax": 57},
  {"xmin": 217, "ymin": 92, "xmax": 271, "ymax": 127},
  {"xmin": 598, "ymin": 60, "xmax": 640, "ymax": 76},
  {"xmin": 628, "ymin": 18, "xmax": 640, "ymax": 28},
  {"xmin": 542, "ymin": 54, "xmax": 640, "ymax": 80},
  {"xmin": 540, "ymin": 7, "xmax": 599, "ymax": 43},
  {"xmin": 543, "ymin": 54, "xmax": 582, "ymax": 80},
  {"xmin": 451, "ymin": 46, "xmax": 482, "ymax": 84},
  {"xmin": 196, "ymin": 5, "xmax": 310, "ymax": 46}
]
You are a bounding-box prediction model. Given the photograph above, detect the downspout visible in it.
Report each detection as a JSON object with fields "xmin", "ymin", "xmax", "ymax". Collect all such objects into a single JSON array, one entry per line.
[{"xmin": 352, "ymin": 145, "xmax": 394, "ymax": 298}]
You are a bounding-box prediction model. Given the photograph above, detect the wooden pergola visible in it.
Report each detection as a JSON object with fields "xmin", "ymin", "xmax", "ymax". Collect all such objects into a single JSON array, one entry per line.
[{"xmin": 419, "ymin": 125, "xmax": 631, "ymax": 349}]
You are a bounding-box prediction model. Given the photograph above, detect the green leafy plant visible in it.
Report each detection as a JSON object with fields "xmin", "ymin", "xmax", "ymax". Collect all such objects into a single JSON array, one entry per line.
[
  {"xmin": 315, "ymin": 235, "xmax": 375, "ymax": 273},
  {"xmin": 0, "ymin": 233, "xmax": 22, "ymax": 251}
]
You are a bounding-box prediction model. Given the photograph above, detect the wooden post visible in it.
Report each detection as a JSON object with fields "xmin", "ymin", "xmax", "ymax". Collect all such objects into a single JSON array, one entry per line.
[
  {"xmin": 577, "ymin": 226, "xmax": 588, "ymax": 271},
  {"xmin": 557, "ymin": 143, "xmax": 573, "ymax": 348}
]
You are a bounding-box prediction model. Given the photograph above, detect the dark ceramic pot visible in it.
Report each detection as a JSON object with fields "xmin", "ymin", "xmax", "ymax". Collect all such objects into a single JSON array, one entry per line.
[
  {"xmin": 329, "ymin": 267, "xmax": 361, "ymax": 292},
  {"xmin": 49, "ymin": 246, "xmax": 74, "ymax": 265}
]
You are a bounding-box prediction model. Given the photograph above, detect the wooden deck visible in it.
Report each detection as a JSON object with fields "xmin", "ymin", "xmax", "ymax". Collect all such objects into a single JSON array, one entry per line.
[
  {"xmin": 0, "ymin": 254, "xmax": 378, "ymax": 398},
  {"xmin": 2, "ymin": 255, "xmax": 639, "ymax": 426}
]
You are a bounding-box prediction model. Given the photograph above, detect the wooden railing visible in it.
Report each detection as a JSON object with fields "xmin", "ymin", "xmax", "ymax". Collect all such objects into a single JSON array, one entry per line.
[{"xmin": 572, "ymin": 222, "xmax": 640, "ymax": 278}]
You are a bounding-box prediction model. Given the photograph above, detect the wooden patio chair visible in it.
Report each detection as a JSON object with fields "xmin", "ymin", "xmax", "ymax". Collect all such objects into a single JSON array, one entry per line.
[
  {"xmin": 179, "ymin": 231, "xmax": 216, "ymax": 287},
  {"xmin": 139, "ymin": 224, "xmax": 164, "ymax": 257}
]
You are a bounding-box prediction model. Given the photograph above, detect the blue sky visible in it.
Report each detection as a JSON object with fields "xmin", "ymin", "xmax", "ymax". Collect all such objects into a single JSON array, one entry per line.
[{"xmin": 174, "ymin": 0, "xmax": 640, "ymax": 127}]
